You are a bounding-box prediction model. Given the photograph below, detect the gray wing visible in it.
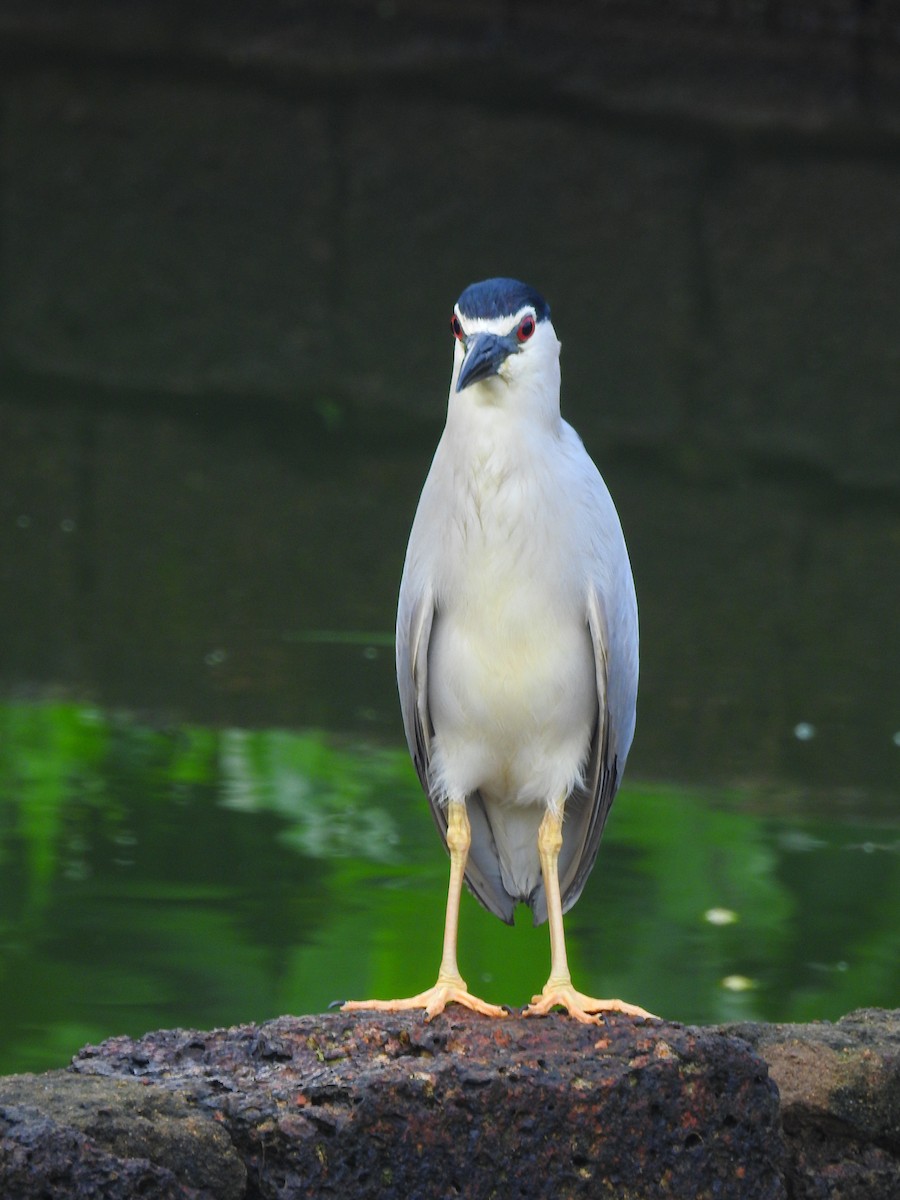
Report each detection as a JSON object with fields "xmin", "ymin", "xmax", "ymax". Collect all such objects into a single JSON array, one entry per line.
[
  {"xmin": 396, "ymin": 579, "xmax": 516, "ymax": 924},
  {"xmin": 530, "ymin": 575, "xmax": 639, "ymax": 925}
]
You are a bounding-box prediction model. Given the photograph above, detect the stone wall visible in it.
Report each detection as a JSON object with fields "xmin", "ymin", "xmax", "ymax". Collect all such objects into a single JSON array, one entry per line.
[
  {"xmin": 1, "ymin": 2, "xmax": 898, "ymax": 484},
  {"xmin": 1, "ymin": 3, "xmax": 898, "ymax": 795}
]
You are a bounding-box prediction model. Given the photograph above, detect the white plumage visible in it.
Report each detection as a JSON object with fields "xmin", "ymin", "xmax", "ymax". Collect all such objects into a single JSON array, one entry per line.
[
  {"xmin": 398, "ymin": 289, "xmax": 637, "ymax": 923},
  {"xmin": 345, "ymin": 278, "xmax": 650, "ymax": 1024}
]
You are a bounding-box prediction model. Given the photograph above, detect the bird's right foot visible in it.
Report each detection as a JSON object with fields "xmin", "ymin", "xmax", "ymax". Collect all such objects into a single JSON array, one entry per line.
[{"xmin": 341, "ymin": 973, "xmax": 507, "ymax": 1021}]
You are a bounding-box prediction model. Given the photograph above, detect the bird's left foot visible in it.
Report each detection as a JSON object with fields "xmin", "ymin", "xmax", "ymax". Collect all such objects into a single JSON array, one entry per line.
[{"xmin": 523, "ymin": 980, "xmax": 657, "ymax": 1025}]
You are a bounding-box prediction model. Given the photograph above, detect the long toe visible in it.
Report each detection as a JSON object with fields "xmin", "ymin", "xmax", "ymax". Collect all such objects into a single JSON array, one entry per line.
[
  {"xmin": 342, "ymin": 981, "xmax": 507, "ymax": 1022},
  {"xmin": 523, "ymin": 982, "xmax": 657, "ymax": 1024}
]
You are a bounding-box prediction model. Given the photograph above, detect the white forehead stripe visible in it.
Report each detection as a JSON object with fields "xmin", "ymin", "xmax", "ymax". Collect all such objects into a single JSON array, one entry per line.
[{"xmin": 452, "ymin": 304, "xmax": 537, "ymax": 336}]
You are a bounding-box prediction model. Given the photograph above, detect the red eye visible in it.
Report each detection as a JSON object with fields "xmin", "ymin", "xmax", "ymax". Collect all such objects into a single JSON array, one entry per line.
[
  {"xmin": 516, "ymin": 314, "xmax": 536, "ymax": 343},
  {"xmin": 451, "ymin": 314, "xmax": 464, "ymax": 341}
]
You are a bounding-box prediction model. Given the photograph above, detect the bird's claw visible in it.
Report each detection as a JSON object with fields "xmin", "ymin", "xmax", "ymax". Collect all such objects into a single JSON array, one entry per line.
[
  {"xmin": 341, "ymin": 976, "xmax": 507, "ymax": 1021},
  {"xmin": 523, "ymin": 981, "xmax": 657, "ymax": 1025}
]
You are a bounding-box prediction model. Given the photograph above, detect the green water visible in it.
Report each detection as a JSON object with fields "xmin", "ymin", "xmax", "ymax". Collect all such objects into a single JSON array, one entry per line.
[
  {"xmin": 1, "ymin": 699, "xmax": 897, "ymax": 1076},
  {"xmin": 3, "ymin": 146, "xmax": 899, "ymax": 1076},
  {"xmin": 2, "ymin": 392, "xmax": 898, "ymax": 1074},
  {"xmin": 2, "ymin": 13, "xmax": 900, "ymax": 1082}
]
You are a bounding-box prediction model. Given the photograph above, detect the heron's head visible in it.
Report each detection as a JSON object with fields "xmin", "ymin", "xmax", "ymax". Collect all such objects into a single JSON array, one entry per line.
[{"xmin": 449, "ymin": 278, "xmax": 560, "ymax": 412}]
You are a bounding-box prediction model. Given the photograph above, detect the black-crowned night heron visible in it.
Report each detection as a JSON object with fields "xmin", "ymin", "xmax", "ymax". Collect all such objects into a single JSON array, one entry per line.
[{"xmin": 344, "ymin": 278, "xmax": 651, "ymax": 1025}]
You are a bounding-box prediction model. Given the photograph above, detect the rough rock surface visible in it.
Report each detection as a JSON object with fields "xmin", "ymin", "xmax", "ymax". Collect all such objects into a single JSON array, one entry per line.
[
  {"xmin": 2, "ymin": 1008, "xmax": 898, "ymax": 1199},
  {"xmin": 731, "ymin": 1008, "xmax": 900, "ymax": 1200},
  {"xmin": 3, "ymin": 1009, "xmax": 785, "ymax": 1199},
  {"xmin": 0, "ymin": 1071, "xmax": 246, "ymax": 1200}
]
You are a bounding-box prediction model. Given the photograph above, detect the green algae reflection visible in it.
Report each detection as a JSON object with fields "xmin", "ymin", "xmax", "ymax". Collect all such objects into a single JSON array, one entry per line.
[{"xmin": 1, "ymin": 700, "xmax": 898, "ymax": 1075}]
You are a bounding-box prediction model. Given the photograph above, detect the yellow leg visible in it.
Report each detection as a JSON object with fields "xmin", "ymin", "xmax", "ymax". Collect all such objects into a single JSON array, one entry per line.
[
  {"xmin": 342, "ymin": 801, "xmax": 507, "ymax": 1021},
  {"xmin": 523, "ymin": 806, "xmax": 657, "ymax": 1025}
]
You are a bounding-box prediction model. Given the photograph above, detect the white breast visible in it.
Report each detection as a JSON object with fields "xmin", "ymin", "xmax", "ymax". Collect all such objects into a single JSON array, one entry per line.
[{"xmin": 423, "ymin": 419, "xmax": 598, "ymax": 810}]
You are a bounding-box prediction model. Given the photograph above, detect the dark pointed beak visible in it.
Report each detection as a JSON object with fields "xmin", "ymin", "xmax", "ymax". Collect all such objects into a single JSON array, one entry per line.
[{"xmin": 456, "ymin": 331, "xmax": 518, "ymax": 392}]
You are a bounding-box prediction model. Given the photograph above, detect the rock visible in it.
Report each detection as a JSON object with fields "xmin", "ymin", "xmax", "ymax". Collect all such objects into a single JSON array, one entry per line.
[
  {"xmin": 0, "ymin": 1072, "xmax": 246, "ymax": 1200},
  {"xmin": 726, "ymin": 1008, "xmax": 900, "ymax": 1199},
  {"xmin": 3, "ymin": 1009, "xmax": 898, "ymax": 1198},
  {"xmin": 3, "ymin": 1010, "xmax": 785, "ymax": 1199}
]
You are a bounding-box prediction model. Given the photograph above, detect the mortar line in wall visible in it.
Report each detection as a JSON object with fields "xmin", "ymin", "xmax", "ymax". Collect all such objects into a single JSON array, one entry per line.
[
  {"xmin": 0, "ymin": 37, "xmax": 899, "ymax": 164},
  {"xmin": 0, "ymin": 75, "xmax": 10, "ymax": 373}
]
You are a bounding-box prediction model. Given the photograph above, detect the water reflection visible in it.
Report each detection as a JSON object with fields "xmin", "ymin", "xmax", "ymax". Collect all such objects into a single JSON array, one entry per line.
[
  {"xmin": 2, "ymin": 389, "xmax": 897, "ymax": 805},
  {"xmin": 1, "ymin": 699, "xmax": 897, "ymax": 1075},
  {"xmin": 2, "ymin": 44, "xmax": 898, "ymax": 1083}
]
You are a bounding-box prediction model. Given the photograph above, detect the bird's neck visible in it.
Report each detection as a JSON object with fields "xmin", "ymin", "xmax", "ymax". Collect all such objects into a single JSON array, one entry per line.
[
  {"xmin": 442, "ymin": 408, "xmax": 557, "ymax": 512},
  {"xmin": 434, "ymin": 399, "xmax": 566, "ymax": 571},
  {"xmin": 444, "ymin": 378, "xmax": 562, "ymax": 446}
]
